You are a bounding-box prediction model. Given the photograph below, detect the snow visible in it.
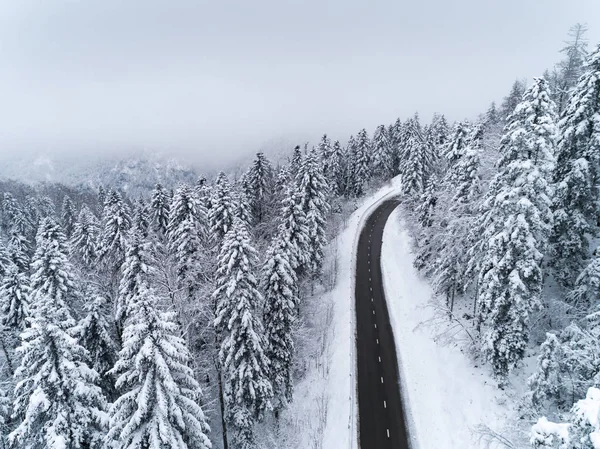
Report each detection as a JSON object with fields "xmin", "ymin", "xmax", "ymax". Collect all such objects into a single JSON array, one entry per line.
[{"xmin": 381, "ymin": 208, "xmax": 514, "ymax": 448}]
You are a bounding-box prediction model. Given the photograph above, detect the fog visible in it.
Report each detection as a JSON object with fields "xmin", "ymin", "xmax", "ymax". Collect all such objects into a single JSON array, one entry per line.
[{"xmin": 1, "ymin": 0, "xmax": 599, "ymax": 169}]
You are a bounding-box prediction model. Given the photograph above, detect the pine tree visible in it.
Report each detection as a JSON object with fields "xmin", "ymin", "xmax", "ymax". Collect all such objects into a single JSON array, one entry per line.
[
  {"xmin": 209, "ymin": 172, "xmax": 236, "ymax": 245},
  {"xmin": 289, "ymin": 145, "xmax": 303, "ymax": 176},
  {"xmin": 500, "ymin": 79, "xmax": 526, "ymax": 121},
  {"xmin": 29, "ymin": 217, "xmax": 79, "ymax": 316},
  {"xmin": 150, "ymin": 183, "xmax": 170, "ymax": 237},
  {"xmin": 132, "ymin": 197, "xmax": 150, "ymax": 238},
  {"xmin": 348, "ymin": 129, "xmax": 371, "ymax": 197},
  {"xmin": 551, "ymin": 44, "xmax": 600, "ymax": 288},
  {"xmin": 372, "ymin": 124, "xmax": 393, "ymax": 179},
  {"xmin": 474, "ymin": 78, "xmax": 557, "ymax": 382},
  {"xmin": 318, "ymin": 134, "xmax": 333, "ymax": 176},
  {"xmin": 61, "ymin": 195, "xmax": 77, "ymax": 238},
  {"xmin": 77, "ymin": 294, "xmax": 119, "ymax": 401},
  {"xmin": 486, "ymin": 102, "xmax": 500, "ymax": 126},
  {"xmin": 168, "ymin": 185, "xmax": 207, "ymax": 296},
  {"xmin": 98, "ymin": 190, "xmax": 131, "ymax": 265},
  {"xmin": 7, "ymin": 229, "xmax": 30, "ymax": 273},
  {"xmin": 244, "ymin": 153, "xmax": 274, "ymax": 223},
  {"xmin": 400, "ymin": 115, "xmax": 432, "ymax": 196},
  {"xmin": 116, "ymin": 229, "xmax": 154, "ymax": 332},
  {"xmin": 0, "ymin": 264, "xmax": 29, "ymax": 332},
  {"xmin": 107, "ymin": 284, "xmax": 211, "ymax": 449},
  {"xmin": 11, "ymin": 219, "xmax": 107, "ymax": 449},
  {"xmin": 213, "ymin": 219, "xmax": 272, "ymax": 448},
  {"xmin": 555, "ymin": 23, "xmax": 589, "ymax": 114},
  {"xmin": 567, "ymin": 249, "xmax": 600, "ymax": 311},
  {"xmin": 297, "ymin": 149, "xmax": 329, "ymax": 278},
  {"xmin": 328, "ymin": 140, "xmax": 346, "ymax": 196},
  {"xmin": 71, "ymin": 204, "xmax": 100, "ymax": 267},
  {"xmin": 262, "ymin": 236, "xmax": 297, "ymax": 412},
  {"xmin": 527, "ymin": 332, "xmax": 562, "ymax": 409},
  {"xmin": 277, "ymin": 186, "xmax": 310, "ymax": 274}
]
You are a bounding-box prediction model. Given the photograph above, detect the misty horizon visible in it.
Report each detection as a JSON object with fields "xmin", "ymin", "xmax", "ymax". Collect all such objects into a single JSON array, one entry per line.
[{"xmin": 1, "ymin": 0, "xmax": 600, "ymax": 169}]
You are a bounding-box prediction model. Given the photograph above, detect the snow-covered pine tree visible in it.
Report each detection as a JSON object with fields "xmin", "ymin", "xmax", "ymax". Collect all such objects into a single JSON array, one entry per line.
[
  {"xmin": 116, "ymin": 227, "xmax": 154, "ymax": 333},
  {"xmin": 7, "ymin": 229, "xmax": 30, "ymax": 273},
  {"xmin": 11, "ymin": 219, "xmax": 107, "ymax": 449},
  {"xmin": 442, "ymin": 121, "xmax": 471, "ymax": 171},
  {"xmin": 107, "ymin": 284, "xmax": 211, "ymax": 449},
  {"xmin": 234, "ymin": 189, "xmax": 253, "ymax": 230},
  {"xmin": 168, "ymin": 185, "xmax": 206, "ymax": 296},
  {"xmin": 29, "ymin": 217, "xmax": 79, "ymax": 315},
  {"xmin": 567, "ymin": 249, "xmax": 600, "ymax": 312},
  {"xmin": 150, "ymin": 183, "xmax": 170, "ymax": 237},
  {"xmin": 132, "ymin": 197, "xmax": 150, "ymax": 238},
  {"xmin": 0, "ymin": 264, "xmax": 29, "ymax": 332},
  {"xmin": 213, "ymin": 218, "xmax": 272, "ymax": 448},
  {"xmin": 329, "ymin": 140, "xmax": 347, "ymax": 196},
  {"xmin": 209, "ymin": 172, "xmax": 236, "ymax": 245},
  {"xmin": 297, "ymin": 148, "xmax": 329, "ymax": 278},
  {"xmin": 289, "ymin": 145, "xmax": 303, "ymax": 177},
  {"xmin": 318, "ymin": 134, "xmax": 333, "ymax": 176},
  {"xmin": 372, "ymin": 124, "xmax": 393, "ymax": 180},
  {"xmin": 348, "ymin": 129, "xmax": 371, "ymax": 197},
  {"xmin": 486, "ymin": 102, "xmax": 500, "ymax": 127},
  {"xmin": 98, "ymin": 190, "xmax": 131, "ymax": 265},
  {"xmin": 277, "ymin": 185, "xmax": 310, "ymax": 275},
  {"xmin": 400, "ymin": 115, "xmax": 432, "ymax": 197},
  {"xmin": 550, "ymin": 44, "xmax": 600, "ymax": 289},
  {"xmin": 262, "ymin": 236, "xmax": 298, "ymax": 413},
  {"xmin": 244, "ymin": 152, "xmax": 275, "ymax": 224},
  {"xmin": 474, "ymin": 77, "xmax": 557, "ymax": 383},
  {"xmin": 71, "ymin": 204, "xmax": 100, "ymax": 266},
  {"xmin": 37, "ymin": 196, "xmax": 56, "ymax": 219},
  {"xmin": 429, "ymin": 113, "xmax": 450, "ymax": 148},
  {"xmin": 61, "ymin": 195, "xmax": 77, "ymax": 238},
  {"xmin": 526, "ymin": 332, "xmax": 562, "ymax": 410},
  {"xmin": 77, "ymin": 294, "xmax": 119, "ymax": 401}
]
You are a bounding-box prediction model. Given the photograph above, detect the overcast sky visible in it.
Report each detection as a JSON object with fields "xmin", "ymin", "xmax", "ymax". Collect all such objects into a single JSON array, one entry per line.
[{"xmin": 1, "ymin": 0, "xmax": 599, "ymax": 169}]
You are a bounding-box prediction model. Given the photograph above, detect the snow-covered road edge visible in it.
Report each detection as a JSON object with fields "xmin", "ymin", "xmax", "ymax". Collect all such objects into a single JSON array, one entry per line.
[
  {"xmin": 322, "ymin": 177, "xmax": 401, "ymax": 449},
  {"xmin": 381, "ymin": 209, "xmax": 514, "ymax": 449}
]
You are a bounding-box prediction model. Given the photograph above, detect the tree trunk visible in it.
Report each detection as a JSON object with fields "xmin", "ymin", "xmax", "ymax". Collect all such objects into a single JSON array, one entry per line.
[{"xmin": 218, "ymin": 368, "xmax": 229, "ymax": 449}]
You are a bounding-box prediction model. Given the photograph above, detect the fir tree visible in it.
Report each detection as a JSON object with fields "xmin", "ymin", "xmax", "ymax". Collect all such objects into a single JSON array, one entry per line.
[
  {"xmin": 297, "ymin": 149, "xmax": 329, "ymax": 278},
  {"xmin": 551, "ymin": 44, "xmax": 600, "ymax": 288},
  {"xmin": 132, "ymin": 197, "xmax": 150, "ymax": 238},
  {"xmin": 567, "ymin": 249, "xmax": 600, "ymax": 311},
  {"xmin": 213, "ymin": 219, "xmax": 272, "ymax": 448},
  {"xmin": 209, "ymin": 173, "xmax": 236, "ymax": 245},
  {"xmin": 151, "ymin": 183, "xmax": 170, "ymax": 237},
  {"xmin": 7, "ymin": 229, "xmax": 30, "ymax": 273},
  {"xmin": 0, "ymin": 264, "xmax": 29, "ymax": 332},
  {"xmin": 262, "ymin": 237, "xmax": 297, "ymax": 413},
  {"xmin": 77, "ymin": 294, "xmax": 119, "ymax": 401},
  {"xmin": 289, "ymin": 145, "xmax": 303, "ymax": 176},
  {"xmin": 11, "ymin": 220, "xmax": 106, "ymax": 449},
  {"xmin": 555, "ymin": 23, "xmax": 589, "ymax": 114},
  {"xmin": 500, "ymin": 79, "xmax": 526, "ymax": 121},
  {"xmin": 107, "ymin": 284, "xmax": 211, "ymax": 449},
  {"xmin": 98, "ymin": 190, "xmax": 131, "ymax": 265},
  {"xmin": 328, "ymin": 140, "xmax": 346, "ymax": 196},
  {"xmin": 244, "ymin": 153, "xmax": 274, "ymax": 223},
  {"xmin": 61, "ymin": 195, "xmax": 77, "ymax": 238},
  {"xmin": 400, "ymin": 115, "xmax": 432, "ymax": 196},
  {"xmin": 474, "ymin": 77, "xmax": 557, "ymax": 382},
  {"xmin": 348, "ymin": 129, "xmax": 371, "ymax": 197},
  {"xmin": 318, "ymin": 134, "xmax": 333, "ymax": 176},
  {"xmin": 372, "ymin": 124, "xmax": 393, "ymax": 179},
  {"xmin": 71, "ymin": 205, "xmax": 100, "ymax": 267},
  {"xmin": 277, "ymin": 186, "xmax": 310, "ymax": 274}
]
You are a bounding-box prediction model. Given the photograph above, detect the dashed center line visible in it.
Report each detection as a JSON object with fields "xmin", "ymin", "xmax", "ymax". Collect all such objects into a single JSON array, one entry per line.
[
  {"xmin": 387, "ymin": 429, "xmax": 390, "ymax": 438},
  {"xmin": 383, "ymin": 400, "xmax": 387, "ymax": 409},
  {"xmin": 376, "ymin": 339, "xmax": 379, "ymax": 345},
  {"xmin": 378, "ymin": 356, "xmax": 381, "ymax": 362},
  {"xmin": 381, "ymin": 376, "xmax": 384, "ymax": 384}
]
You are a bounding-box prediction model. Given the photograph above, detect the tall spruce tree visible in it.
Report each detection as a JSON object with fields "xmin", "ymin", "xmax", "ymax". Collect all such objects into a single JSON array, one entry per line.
[
  {"xmin": 474, "ymin": 78, "xmax": 557, "ymax": 383},
  {"xmin": 550, "ymin": 44, "xmax": 600, "ymax": 289},
  {"xmin": 107, "ymin": 284, "xmax": 211, "ymax": 449},
  {"xmin": 209, "ymin": 173, "xmax": 236, "ymax": 245},
  {"xmin": 213, "ymin": 219, "xmax": 272, "ymax": 448},
  {"xmin": 244, "ymin": 153, "xmax": 274, "ymax": 224},
  {"xmin": 150, "ymin": 183, "xmax": 170, "ymax": 237},
  {"xmin": 98, "ymin": 190, "xmax": 131, "ymax": 265},
  {"xmin": 71, "ymin": 204, "xmax": 100, "ymax": 267}
]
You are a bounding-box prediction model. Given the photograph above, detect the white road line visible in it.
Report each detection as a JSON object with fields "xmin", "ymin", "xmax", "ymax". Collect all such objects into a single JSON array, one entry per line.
[
  {"xmin": 376, "ymin": 339, "xmax": 379, "ymax": 345},
  {"xmin": 384, "ymin": 400, "xmax": 387, "ymax": 409},
  {"xmin": 374, "ymin": 323, "xmax": 377, "ymax": 329},
  {"xmin": 370, "ymin": 287, "xmax": 372, "ymax": 292},
  {"xmin": 387, "ymin": 429, "xmax": 390, "ymax": 438},
  {"xmin": 381, "ymin": 377, "xmax": 384, "ymax": 384},
  {"xmin": 369, "ymin": 277, "xmax": 371, "ymax": 282},
  {"xmin": 371, "ymin": 298, "xmax": 373, "ymax": 302},
  {"xmin": 378, "ymin": 356, "xmax": 381, "ymax": 362},
  {"xmin": 372, "ymin": 310, "xmax": 375, "ymax": 315}
]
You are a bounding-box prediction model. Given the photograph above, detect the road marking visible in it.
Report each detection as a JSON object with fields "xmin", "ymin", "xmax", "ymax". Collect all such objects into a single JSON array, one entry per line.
[
  {"xmin": 372, "ymin": 310, "xmax": 375, "ymax": 315},
  {"xmin": 374, "ymin": 323, "xmax": 377, "ymax": 329},
  {"xmin": 384, "ymin": 400, "xmax": 387, "ymax": 409},
  {"xmin": 378, "ymin": 356, "xmax": 381, "ymax": 362},
  {"xmin": 370, "ymin": 287, "xmax": 372, "ymax": 292},
  {"xmin": 371, "ymin": 297, "xmax": 373, "ymax": 302},
  {"xmin": 369, "ymin": 277, "xmax": 371, "ymax": 282},
  {"xmin": 387, "ymin": 429, "xmax": 390, "ymax": 438},
  {"xmin": 381, "ymin": 377, "xmax": 384, "ymax": 384},
  {"xmin": 376, "ymin": 339, "xmax": 379, "ymax": 345}
]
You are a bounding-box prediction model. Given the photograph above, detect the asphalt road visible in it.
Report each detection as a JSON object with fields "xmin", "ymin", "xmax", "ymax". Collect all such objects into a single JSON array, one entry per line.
[{"xmin": 355, "ymin": 199, "xmax": 410, "ymax": 449}]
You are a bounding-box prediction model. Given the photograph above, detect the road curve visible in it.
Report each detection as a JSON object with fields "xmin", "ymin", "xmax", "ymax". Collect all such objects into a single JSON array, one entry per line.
[{"xmin": 355, "ymin": 199, "xmax": 410, "ymax": 449}]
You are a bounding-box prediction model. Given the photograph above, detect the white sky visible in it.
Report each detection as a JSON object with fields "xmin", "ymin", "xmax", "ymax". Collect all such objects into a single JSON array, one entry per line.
[{"xmin": 1, "ymin": 0, "xmax": 599, "ymax": 169}]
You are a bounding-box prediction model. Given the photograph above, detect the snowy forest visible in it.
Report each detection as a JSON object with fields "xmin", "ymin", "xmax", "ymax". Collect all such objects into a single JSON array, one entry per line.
[{"xmin": 0, "ymin": 23, "xmax": 599, "ymax": 449}]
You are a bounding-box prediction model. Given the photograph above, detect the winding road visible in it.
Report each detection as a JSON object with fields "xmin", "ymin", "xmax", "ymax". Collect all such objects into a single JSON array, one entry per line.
[{"xmin": 355, "ymin": 199, "xmax": 410, "ymax": 449}]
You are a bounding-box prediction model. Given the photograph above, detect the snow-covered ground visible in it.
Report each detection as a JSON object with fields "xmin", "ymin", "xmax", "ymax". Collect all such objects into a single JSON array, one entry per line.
[{"xmin": 381, "ymin": 209, "xmax": 516, "ymax": 448}]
